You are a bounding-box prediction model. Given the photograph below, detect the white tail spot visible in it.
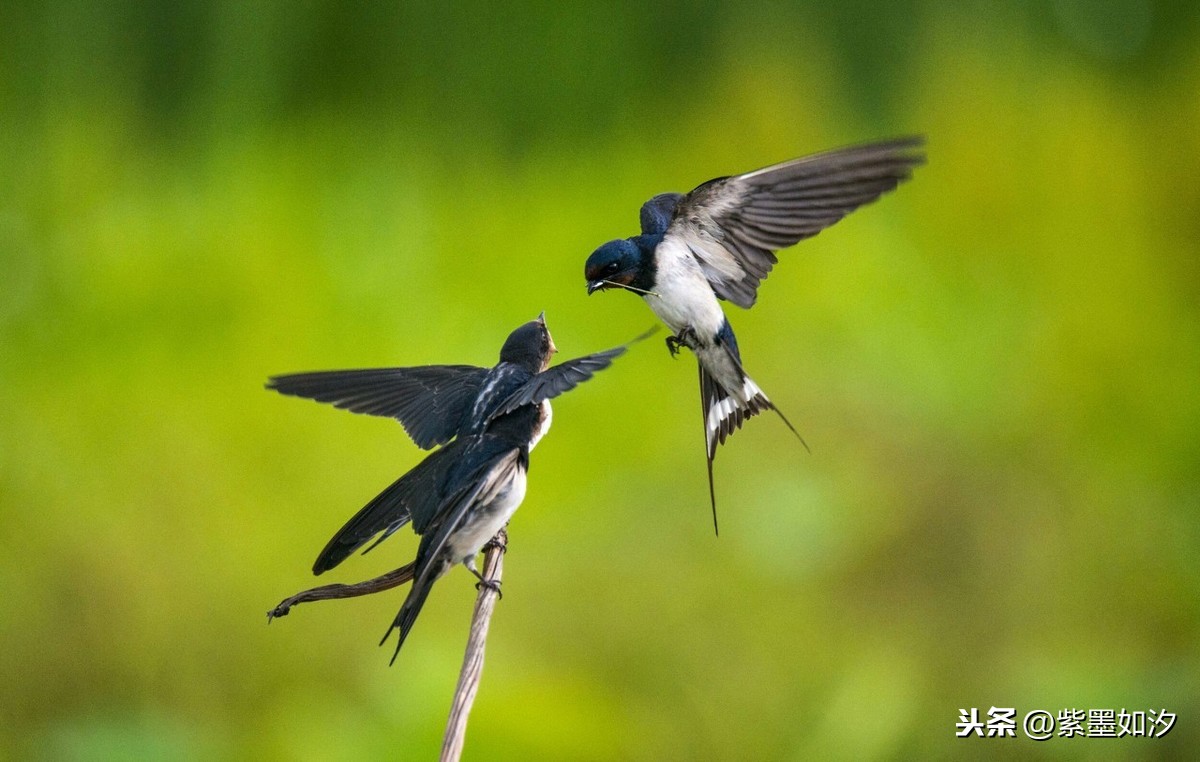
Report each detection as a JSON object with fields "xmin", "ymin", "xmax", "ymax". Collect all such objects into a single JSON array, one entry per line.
[{"xmin": 742, "ymin": 377, "xmax": 766, "ymax": 403}]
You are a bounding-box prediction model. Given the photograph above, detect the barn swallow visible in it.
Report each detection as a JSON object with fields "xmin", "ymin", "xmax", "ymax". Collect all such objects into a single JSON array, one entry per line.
[
  {"xmin": 584, "ymin": 137, "xmax": 925, "ymax": 530},
  {"xmin": 268, "ymin": 314, "xmax": 643, "ymax": 661}
]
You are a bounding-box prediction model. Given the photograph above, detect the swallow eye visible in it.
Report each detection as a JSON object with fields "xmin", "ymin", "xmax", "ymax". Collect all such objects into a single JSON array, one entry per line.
[{"xmin": 603, "ymin": 262, "xmax": 620, "ymax": 275}]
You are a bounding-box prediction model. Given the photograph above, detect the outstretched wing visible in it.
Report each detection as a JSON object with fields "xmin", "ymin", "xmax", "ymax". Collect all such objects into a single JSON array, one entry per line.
[
  {"xmin": 490, "ymin": 328, "xmax": 657, "ymax": 418},
  {"xmin": 665, "ymin": 136, "xmax": 925, "ymax": 308},
  {"xmin": 311, "ymin": 442, "xmax": 464, "ymax": 575},
  {"xmin": 267, "ymin": 365, "xmax": 488, "ymax": 449}
]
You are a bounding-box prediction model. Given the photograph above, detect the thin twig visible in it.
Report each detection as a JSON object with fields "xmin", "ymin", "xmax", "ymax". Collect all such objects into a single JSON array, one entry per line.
[
  {"xmin": 440, "ymin": 528, "xmax": 507, "ymax": 762},
  {"xmin": 267, "ymin": 529, "xmax": 509, "ymax": 761},
  {"xmin": 267, "ymin": 562, "xmax": 415, "ymax": 621}
]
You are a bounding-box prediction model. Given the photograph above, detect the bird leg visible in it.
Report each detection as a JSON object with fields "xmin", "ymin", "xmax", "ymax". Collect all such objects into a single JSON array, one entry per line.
[
  {"xmin": 665, "ymin": 327, "xmax": 697, "ymax": 357},
  {"xmin": 482, "ymin": 534, "xmax": 508, "ymax": 555},
  {"xmin": 471, "ymin": 569, "xmax": 503, "ymax": 598},
  {"xmin": 467, "ymin": 558, "xmax": 503, "ymax": 599}
]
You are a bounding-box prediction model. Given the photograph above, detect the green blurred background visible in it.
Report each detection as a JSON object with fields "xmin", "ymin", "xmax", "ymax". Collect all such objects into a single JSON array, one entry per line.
[{"xmin": 2, "ymin": 1, "xmax": 1198, "ymax": 759}]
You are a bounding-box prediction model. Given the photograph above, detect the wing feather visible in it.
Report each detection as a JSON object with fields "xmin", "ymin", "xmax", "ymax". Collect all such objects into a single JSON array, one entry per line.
[
  {"xmin": 665, "ymin": 136, "xmax": 925, "ymax": 308},
  {"xmin": 267, "ymin": 365, "xmax": 488, "ymax": 449},
  {"xmin": 311, "ymin": 442, "xmax": 463, "ymax": 574},
  {"xmin": 490, "ymin": 328, "xmax": 656, "ymax": 418}
]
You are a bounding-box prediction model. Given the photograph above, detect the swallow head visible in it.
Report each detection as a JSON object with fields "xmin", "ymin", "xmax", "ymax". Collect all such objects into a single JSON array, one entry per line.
[
  {"xmin": 500, "ymin": 313, "xmax": 557, "ymax": 372},
  {"xmin": 585, "ymin": 239, "xmax": 641, "ymax": 295}
]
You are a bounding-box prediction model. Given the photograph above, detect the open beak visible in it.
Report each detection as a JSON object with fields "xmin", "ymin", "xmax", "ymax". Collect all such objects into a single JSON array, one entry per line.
[{"xmin": 586, "ymin": 280, "xmax": 604, "ymax": 295}]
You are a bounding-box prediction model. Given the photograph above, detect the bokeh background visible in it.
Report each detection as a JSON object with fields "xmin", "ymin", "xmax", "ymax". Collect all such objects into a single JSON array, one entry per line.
[{"xmin": 3, "ymin": 1, "xmax": 1199, "ymax": 759}]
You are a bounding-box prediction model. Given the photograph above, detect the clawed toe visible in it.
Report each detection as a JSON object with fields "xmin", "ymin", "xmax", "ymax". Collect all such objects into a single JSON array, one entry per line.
[
  {"xmin": 475, "ymin": 579, "xmax": 503, "ymax": 599},
  {"xmin": 665, "ymin": 335, "xmax": 681, "ymax": 357},
  {"xmin": 665, "ymin": 329, "xmax": 695, "ymax": 358}
]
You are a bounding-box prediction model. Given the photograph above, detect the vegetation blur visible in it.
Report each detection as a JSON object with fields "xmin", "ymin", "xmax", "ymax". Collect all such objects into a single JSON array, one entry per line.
[{"xmin": 2, "ymin": 1, "xmax": 1198, "ymax": 759}]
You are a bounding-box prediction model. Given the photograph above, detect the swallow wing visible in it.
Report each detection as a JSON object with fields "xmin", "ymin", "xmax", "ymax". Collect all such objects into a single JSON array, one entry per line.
[
  {"xmin": 490, "ymin": 328, "xmax": 655, "ymax": 418},
  {"xmin": 664, "ymin": 136, "xmax": 925, "ymax": 308},
  {"xmin": 413, "ymin": 443, "xmax": 524, "ymax": 543},
  {"xmin": 311, "ymin": 441, "xmax": 465, "ymax": 575},
  {"xmin": 267, "ymin": 365, "xmax": 489, "ymax": 449}
]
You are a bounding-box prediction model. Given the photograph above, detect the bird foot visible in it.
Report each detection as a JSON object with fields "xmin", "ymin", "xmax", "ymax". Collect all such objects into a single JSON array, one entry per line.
[
  {"xmin": 665, "ymin": 327, "xmax": 697, "ymax": 358},
  {"xmin": 475, "ymin": 578, "xmax": 503, "ymax": 599}
]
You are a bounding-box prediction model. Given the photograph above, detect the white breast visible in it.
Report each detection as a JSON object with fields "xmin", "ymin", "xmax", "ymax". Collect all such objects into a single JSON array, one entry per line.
[
  {"xmin": 529, "ymin": 400, "xmax": 552, "ymax": 450},
  {"xmin": 643, "ymin": 237, "xmax": 726, "ymax": 338}
]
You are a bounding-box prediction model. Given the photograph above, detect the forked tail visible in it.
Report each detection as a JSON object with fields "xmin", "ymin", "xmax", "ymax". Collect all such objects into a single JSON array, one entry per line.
[
  {"xmin": 380, "ymin": 561, "xmax": 443, "ymax": 665},
  {"xmin": 698, "ymin": 337, "xmax": 806, "ymax": 534}
]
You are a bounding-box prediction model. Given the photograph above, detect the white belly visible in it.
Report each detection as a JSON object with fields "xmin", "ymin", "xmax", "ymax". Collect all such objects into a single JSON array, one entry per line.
[
  {"xmin": 447, "ymin": 464, "xmax": 527, "ymax": 564},
  {"xmin": 643, "ymin": 238, "xmax": 726, "ymax": 338}
]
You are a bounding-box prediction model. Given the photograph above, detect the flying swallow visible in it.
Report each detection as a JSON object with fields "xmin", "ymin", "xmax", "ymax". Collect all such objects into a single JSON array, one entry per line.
[
  {"xmin": 268, "ymin": 314, "xmax": 642, "ymax": 661},
  {"xmin": 584, "ymin": 137, "xmax": 925, "ymax": 530}
]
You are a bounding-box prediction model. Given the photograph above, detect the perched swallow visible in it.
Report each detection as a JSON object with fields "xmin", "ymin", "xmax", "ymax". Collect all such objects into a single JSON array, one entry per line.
[
  {"xmin": 584, "ymin": 137, "xmax": 925, "ymax": 529},
  {"xmin": 268, "ymin": 314, "xmax": 640, "ymax": 661}
]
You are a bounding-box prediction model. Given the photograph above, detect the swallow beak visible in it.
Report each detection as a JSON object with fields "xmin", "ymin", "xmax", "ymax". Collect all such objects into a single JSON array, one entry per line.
[
  {"xmin": 536, "ymin": 311, "xmax": 546, "ymax": 324},
  {"xmin": 586, "ymin": 280, "xmax": 604, "ymax": 295}
]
